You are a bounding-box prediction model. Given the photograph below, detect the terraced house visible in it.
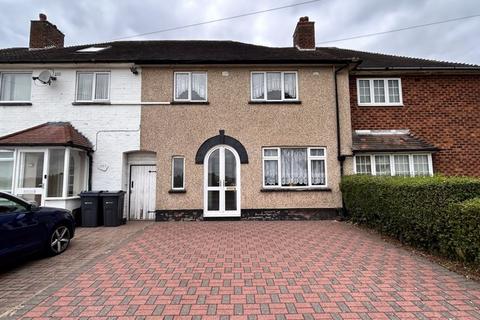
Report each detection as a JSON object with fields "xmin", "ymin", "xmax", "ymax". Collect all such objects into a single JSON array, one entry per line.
[{"xmin": 0, "ymin": 15, "xmax": 478, "ymax": 220}]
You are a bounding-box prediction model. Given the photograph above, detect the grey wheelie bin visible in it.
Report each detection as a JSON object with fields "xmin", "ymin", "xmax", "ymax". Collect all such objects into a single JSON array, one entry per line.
[
  {"xmin": 80, "ymin": 191, "xmax": 103, "ymax": 227},
  {"xmin": 101, "ymin": 191, "xmax": 125, "ymax": 227}
]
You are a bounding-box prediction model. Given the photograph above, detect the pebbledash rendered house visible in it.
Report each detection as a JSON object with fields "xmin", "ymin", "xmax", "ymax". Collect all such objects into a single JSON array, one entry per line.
[{"xmin": 0, "ymin": 15, "xmax": 478, "ymax": 220}]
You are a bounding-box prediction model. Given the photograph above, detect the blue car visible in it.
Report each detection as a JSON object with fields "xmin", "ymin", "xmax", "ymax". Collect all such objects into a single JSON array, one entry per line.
[{"xmin": 0, "ymin": 192, "xmax": 75, "ymax": 261}]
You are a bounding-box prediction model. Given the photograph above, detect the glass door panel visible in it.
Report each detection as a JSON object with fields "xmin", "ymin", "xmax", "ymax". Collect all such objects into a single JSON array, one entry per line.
[
  {"xmin": 208, "ymin": 149, "xmax": 220, "ymax": 187},
  {"xmin": 224, "ymin": 149, "xmax": 236, "ymax": 187},
  {"xmin": 207, "ymin": 191, "xmax": 220, "ymax": 211},
  {"xmin": 206, "ymin": 149, "xmax": 221, "ymax": 214}
]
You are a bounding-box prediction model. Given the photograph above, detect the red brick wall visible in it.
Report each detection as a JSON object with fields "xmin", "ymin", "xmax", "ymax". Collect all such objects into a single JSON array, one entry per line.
[
  {"xmin": 350, "ymin": 74, "xmax": 480, "ymax": 176},
  {"xmin": 29, "ymin": 20, "xmax": 64, "ymax": 49}
]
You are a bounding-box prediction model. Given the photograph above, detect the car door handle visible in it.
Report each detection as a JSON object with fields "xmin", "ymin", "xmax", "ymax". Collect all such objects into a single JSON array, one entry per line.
[{"xmin": 16, "ymin": 213, "xmax": 26, "ymax": 220}]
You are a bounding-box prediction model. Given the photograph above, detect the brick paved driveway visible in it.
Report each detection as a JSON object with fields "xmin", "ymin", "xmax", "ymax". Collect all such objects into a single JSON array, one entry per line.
[{"xmin": 2, "ymin": 221, "xmax": 480, "ymax": 319}]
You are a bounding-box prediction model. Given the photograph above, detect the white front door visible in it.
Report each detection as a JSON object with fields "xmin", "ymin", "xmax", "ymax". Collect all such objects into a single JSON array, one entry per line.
[
  {"xmin": 16, "ymin": 150, "xmax": 47, "ymax": 206},
  {"xmin": 129, "ymin": 165, "xmax": 157, "ymax": 220},
  {"xmin": 204, "ymin": 146, "xmax": 241, "ymax": 217}
]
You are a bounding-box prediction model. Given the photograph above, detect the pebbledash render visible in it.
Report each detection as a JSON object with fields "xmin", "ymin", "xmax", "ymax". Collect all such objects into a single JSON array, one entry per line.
[
  {"xmin": 0, "ymin": 15, "xmax": 479, "ymax": 220},
  {"xmin": 141, "ymin": 65, "xmax": 352, "ymax": 219}
]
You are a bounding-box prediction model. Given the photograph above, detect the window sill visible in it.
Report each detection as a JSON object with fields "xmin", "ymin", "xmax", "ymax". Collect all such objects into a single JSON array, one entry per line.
[
  {"xmin": 0, "ymin": 102, "xmax": 32, "ymax": 106},
  {"xmin": 170, "ymin": 101, "xmax": 209, "ymax": 105},
  {"xmin": 249, "ymin": 100, "xmax": 301, "ymax": 105},
  {"xmin": 261, "ymin": 187, "xmax": 331, "ymax": 192},
  {"xmin": 169, "ymin": 189, "xmax": 186, "ymax": 193},
  {"xmin": 357, "ymin": 103, "xmax": 404, "ymax": 107},
  {"xmin": 72, "ymin": 101, "xmax": 111, "ymax": 105},
  {"xmin": 44, "ymin": 196, "xmax": 81, "ymax": 200}
]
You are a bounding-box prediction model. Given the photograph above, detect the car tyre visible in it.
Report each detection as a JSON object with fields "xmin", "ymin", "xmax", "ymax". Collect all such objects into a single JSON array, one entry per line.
[{"xmin": 46, "ymin": 225, "xmax": 71, "ymax": 256}]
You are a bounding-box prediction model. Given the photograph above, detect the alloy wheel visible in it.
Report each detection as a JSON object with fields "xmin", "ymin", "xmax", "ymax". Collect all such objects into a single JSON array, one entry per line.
[{"xmin": 50, "ymin": 226, "xmax": 70, "ymax": 254}]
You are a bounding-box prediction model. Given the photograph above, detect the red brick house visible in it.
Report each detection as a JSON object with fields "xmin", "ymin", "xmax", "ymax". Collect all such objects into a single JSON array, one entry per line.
[{"xmin": 349, "ymin": 71, "xmax": 480, "ymax": 176}]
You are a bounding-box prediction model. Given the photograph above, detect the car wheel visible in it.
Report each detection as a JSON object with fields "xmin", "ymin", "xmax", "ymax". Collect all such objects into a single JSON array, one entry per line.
[{"xmin": 47, "ymin": 225, "xmax": 71, "ymax": 255}]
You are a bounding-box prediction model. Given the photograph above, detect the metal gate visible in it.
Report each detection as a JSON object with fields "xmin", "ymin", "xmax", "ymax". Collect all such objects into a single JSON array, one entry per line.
[{"xmin": 129, "ymin": 165, "xmax": 157, "ymax": 220}]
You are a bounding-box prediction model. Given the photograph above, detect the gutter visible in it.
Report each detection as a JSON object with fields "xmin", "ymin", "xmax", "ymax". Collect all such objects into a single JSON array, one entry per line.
[
  {"xmin": 356, "ymin": 66, "xmax": 480, "ymax": 71},
  {"xmin": 0, "ymin": 58, "xmax": 357, "ymax": 65}
]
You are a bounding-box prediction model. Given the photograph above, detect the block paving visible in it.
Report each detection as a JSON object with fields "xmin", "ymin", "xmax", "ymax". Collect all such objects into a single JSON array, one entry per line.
[{"xmin": 2, "ymin": 221, "xmax": 480, "ymax": 319}]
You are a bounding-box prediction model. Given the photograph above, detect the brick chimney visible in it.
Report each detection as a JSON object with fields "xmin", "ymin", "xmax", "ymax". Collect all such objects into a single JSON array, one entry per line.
[
  {"xmin": 29, "ymin": 13, "xmax": 64, "ymax": 49},
  {"xmin": 293, "ymin": 16, "xmax": 315, "ymax": 50}
]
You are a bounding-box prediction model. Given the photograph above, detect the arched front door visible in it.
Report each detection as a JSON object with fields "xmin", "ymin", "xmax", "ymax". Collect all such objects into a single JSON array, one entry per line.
[{"xmin": 204, "ymin": 145, "xmax": 241, "ymax": 217}]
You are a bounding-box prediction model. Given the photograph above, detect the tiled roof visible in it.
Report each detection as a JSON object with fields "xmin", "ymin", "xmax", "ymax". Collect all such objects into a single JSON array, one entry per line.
[
  {"xmin": 0, "ymin": 41, "xmax": 354, "ymax": 65},
  {"xmin": 0, "ymin": 122, "xmax": 93, "ymax": 151},
  {"xmin": 318, "ymin": 47, "xmax": 479, "ymax": 70},
  {"xmin": 352, "ymin": 130, "xmax": 438, "ymax": 153},
  {"xmin": 0, "ymin": 41, "xmax": 477, "ymax": 69}
]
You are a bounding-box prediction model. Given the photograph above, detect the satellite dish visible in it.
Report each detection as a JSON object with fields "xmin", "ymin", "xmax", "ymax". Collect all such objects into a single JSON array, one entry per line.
[{"xmin": 33, "ymin": 70, "xmax": 56, "ymax": 85}]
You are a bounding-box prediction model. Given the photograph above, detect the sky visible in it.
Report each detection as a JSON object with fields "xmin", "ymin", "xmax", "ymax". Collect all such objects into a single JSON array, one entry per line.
[{"xmin": 1, "ymin": 0, "xmax": 479, "ymax": 64}]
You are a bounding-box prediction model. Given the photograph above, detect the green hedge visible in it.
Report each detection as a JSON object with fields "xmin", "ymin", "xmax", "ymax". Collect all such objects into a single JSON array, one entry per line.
[
  {"xmin": 340, "ymin": 175, "xmax": 480, "ymax": 263},
  {"xmin": 443, "ymin": 198, "xmax": 480, "ymax": 263}
]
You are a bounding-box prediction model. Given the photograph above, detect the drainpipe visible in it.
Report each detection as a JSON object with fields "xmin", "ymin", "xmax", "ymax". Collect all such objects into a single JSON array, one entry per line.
[
  {"xmin": 334, "ymin": 64, "xmax": 349, "ymax": 177},
  {"xmin": 87, "ymin": 152, "xmax": 93, "ymax": 191}
]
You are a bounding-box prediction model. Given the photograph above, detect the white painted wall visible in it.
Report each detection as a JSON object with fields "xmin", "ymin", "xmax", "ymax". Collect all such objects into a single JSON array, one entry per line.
[{"xmin": 0, "ymin": 66, "xmax": 142, "ymax": 193}]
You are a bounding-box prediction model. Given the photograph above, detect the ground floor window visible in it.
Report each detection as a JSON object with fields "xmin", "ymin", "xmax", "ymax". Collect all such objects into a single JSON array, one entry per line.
[
  {"xmin": 263, "ymin": 147, "xmax": 327, "ymax": 188},
  {"xmin": 171, "ymin": 156, "xmax": 185, "ymax": 190},
  {"xmin": 2, "ymin": 147, "xmax": 89, "ymax": 202},
  {"xmin": 68, "ymin": 150, "xmax": 87, "ymax": 196},
  {"xmin": 47, "ymin": 149, "xmax": 66, "ymax": 197},
  {"xmin": 0, "ymin": 151, "xmax": 14, "ymax": 192},
  {"xmin": 355, "ymin": 153, "xmax": 433, "ymax": 176}
]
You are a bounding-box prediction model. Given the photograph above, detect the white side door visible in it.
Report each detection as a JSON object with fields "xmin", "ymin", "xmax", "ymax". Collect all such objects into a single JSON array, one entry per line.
[{"xmin": 129, "ymin": 165, "xmax": 157, "ymax": 220}]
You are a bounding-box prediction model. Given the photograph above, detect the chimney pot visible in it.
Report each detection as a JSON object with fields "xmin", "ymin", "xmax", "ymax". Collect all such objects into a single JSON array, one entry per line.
[
  {"xmin": 29, "ymin": 13, "xmax": 64, "ymax": 49},
  {"xmin": 293, "ymin": 16, "xmax": 315, "ymax": 50}
]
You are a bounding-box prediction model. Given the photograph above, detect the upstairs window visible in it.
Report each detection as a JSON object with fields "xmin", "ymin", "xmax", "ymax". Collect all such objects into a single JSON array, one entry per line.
[
  {"xmin": 357, "ymin": 78, "xmax": 402, "ymax": 106},
  {"xmin": 174, "ymin": 72, "xmax": 207, "ymax": 101},
  {"xmin": 0, "ymin": 72, "xmax": 32, "ymax": 102},
  {"xmin": 251, "ymin": 72, "xmax": 298, "ymax": 101},
  {"xmin": 76, "ymin": 71, "xmax": 110, "ymax": 102}
]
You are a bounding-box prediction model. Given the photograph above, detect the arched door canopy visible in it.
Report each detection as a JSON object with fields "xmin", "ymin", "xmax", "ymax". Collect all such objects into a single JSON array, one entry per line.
[{"xmin": 195, "ymin": 130, "xmax": 248, "ymax": 164}]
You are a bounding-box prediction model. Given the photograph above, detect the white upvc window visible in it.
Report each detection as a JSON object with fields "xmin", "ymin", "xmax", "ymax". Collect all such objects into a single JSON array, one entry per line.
[
  {"xmin": 75, "ymin": 71, "xmax": 110, "ymax": 102},
  {"xmin": 251, "ymin": 71, "xmax": 298, "ymax": 101},
  {"xmin": 171, "ymin": 156, "xmax": 185, "ymax": 190},
  {"xmin": 354, "ymin": 153, "xmax": 433, "ymax": 176},
  {"xmin": 174, "ymin": 72, "xmax": 207, "ymax": 101},
  {"xmin": 357, "ymin": 78, "xmax": 402, "ymax": 106},
  {"xmin": 0, "ymin": 150, "xmax": 15, "ymax": 192},
  {"xmin": 45, "ymin": 147, "xmax": 89, "ymax": 198},
  {"xmin": 262, "ymin": 147, "xmax": 327, "ymax": 188},
  {"xmin": 0, "ymin": 72, "xmax": 32, "ymax": 102}
]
